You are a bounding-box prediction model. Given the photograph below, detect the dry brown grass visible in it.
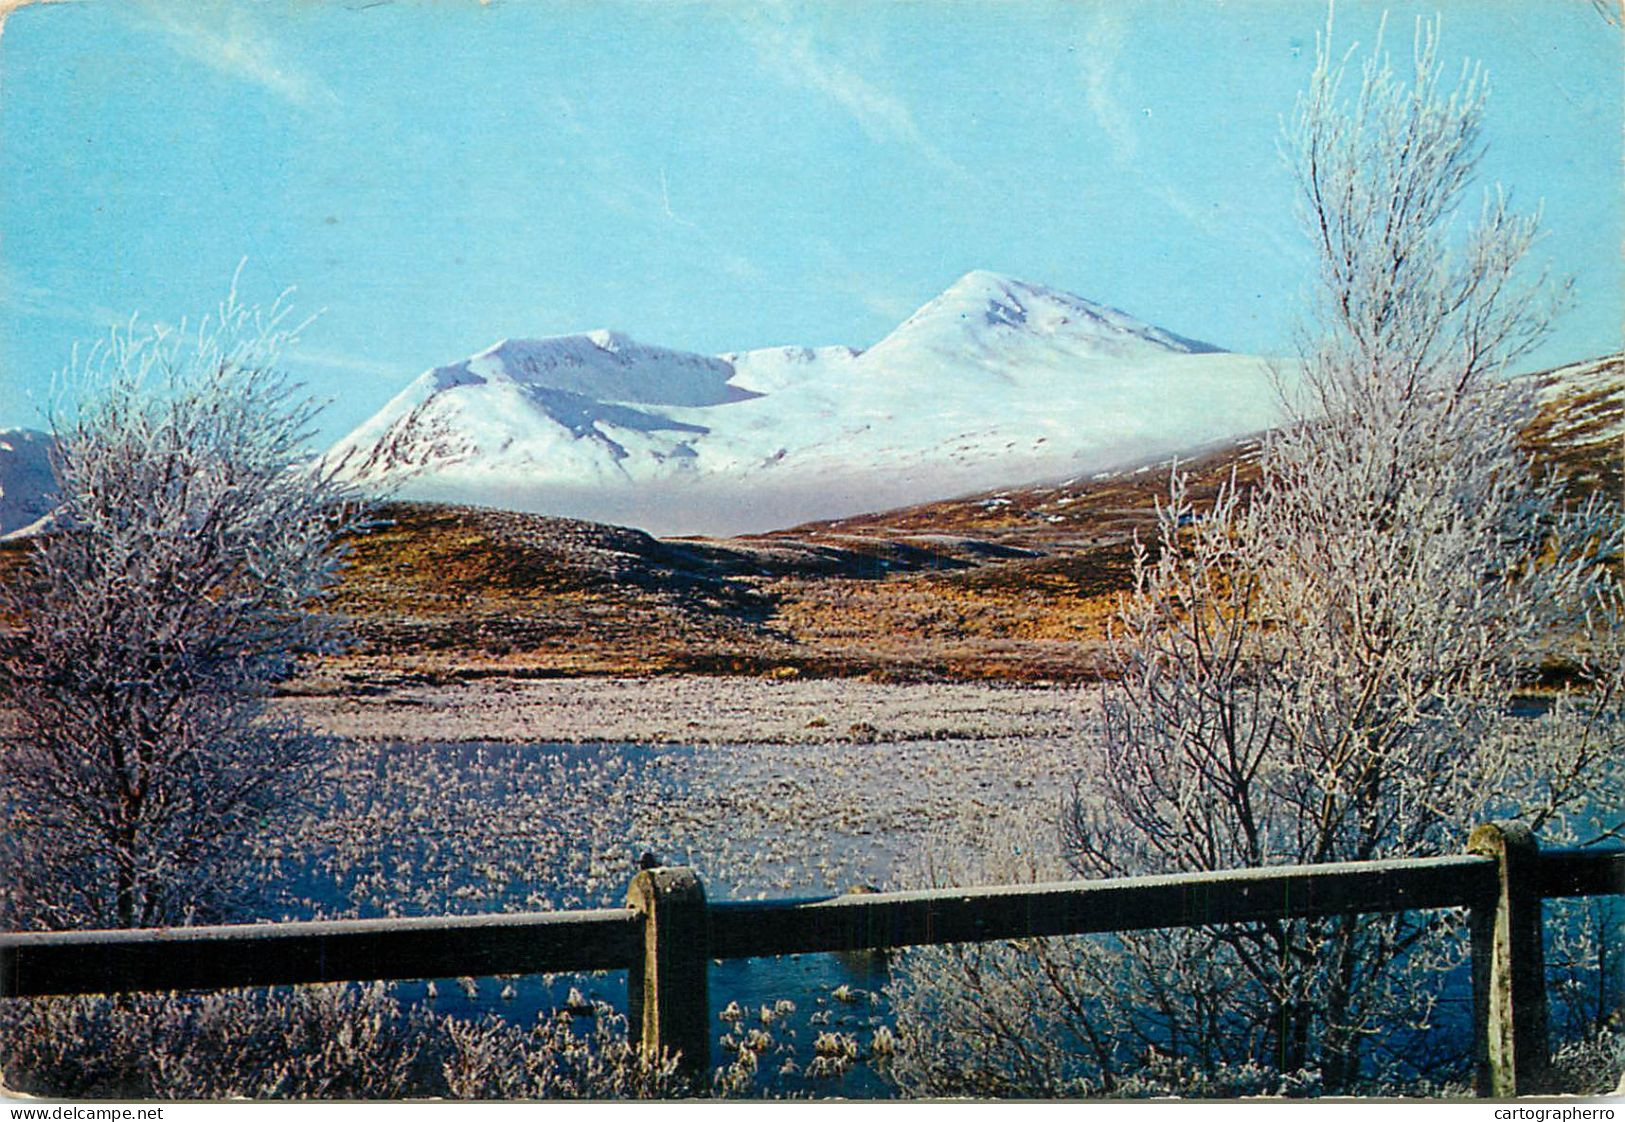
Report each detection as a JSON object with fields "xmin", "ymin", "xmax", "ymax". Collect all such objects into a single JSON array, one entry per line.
[
  {"xmin": 307, "ymin": 360, "xmax": 1616, "ymax": 692},
  {"xmin": 303, "ymin": 443, "xmax": 1263, "ymax": 689},
  {"xmin": 4, "ymin": 361, "xmax": 1615, "ymax": 694}
]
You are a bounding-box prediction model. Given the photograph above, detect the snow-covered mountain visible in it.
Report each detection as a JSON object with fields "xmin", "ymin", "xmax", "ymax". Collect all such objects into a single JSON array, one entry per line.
[
  {"xmin": 328, "ymin": 271, "xmax": 1285, "ymax": 535},
  {"xmin": 0, "ymin": 429, "xmax": 56, "ymax": 538}
]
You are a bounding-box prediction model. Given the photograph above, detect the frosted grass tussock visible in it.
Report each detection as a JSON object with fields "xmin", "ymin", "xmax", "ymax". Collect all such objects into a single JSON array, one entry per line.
[{"xmin": 255, "ymin": 711, "xmax": 1093, "ymax": 921}]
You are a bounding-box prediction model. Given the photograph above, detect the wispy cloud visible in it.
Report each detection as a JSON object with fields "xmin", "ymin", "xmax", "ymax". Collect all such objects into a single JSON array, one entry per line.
[
  {"xmin": 0, "ymin": 266, "xmax": 122, "ymax": 333},
  {"xmin": 537, "ymin": 98, "xmax": 767, "ymax": 283},
  {"xmin": 740, "ymin": 8, "xmax": 962, "ymax": 178},
  {"xmin": 133, "ymin": 1, "xmax": 336, "ymax": 109},
  {"xmin": 659, "ymin": 168, "xmax": 699, "ymax": 229},
  {"xmin": 1074, "ymin": 8, "xmax": 1288, "ymax": 259},
  {"xmin": 287, "ymin": 345, "xmax": 404, "ymax": 383},
  {"xmin": 537, "ymin": 96, "xmax": 698, "ymax": 231},
  {"xmin": 1081, "ymin": 9, "xmax": 1138, "ymax": 167},
  {"xmin": 810, "ymin": 239, "xmax": 918, "ymax": 334}
]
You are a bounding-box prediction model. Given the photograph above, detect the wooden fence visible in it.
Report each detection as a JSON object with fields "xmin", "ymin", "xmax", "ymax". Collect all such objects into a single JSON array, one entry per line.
[{"xmin": 2, "ymin": 821, "xmax": 1621, "ymax": 1097}]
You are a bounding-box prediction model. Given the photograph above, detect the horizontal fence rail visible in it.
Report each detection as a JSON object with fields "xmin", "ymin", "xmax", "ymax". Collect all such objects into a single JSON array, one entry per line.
[
  {"xmin": 708, "ymin": 855, "xmax": 1504, "ymax": 959},
  {"xmin": 1, "ymin": 825, "xmax": 1620, "ymax": 1098},
  {"xmin": 1532, "ymin": 847, "xmax": 1625, "ymax": 898},
  {"xmin": 0, "ymin": 908, "xmax": 641, "ymax": 998}
]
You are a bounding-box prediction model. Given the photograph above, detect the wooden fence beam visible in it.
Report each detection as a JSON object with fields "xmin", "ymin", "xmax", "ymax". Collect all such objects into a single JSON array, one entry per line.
[
  {"xmin": 1469, "ymin": 821, "xmax": 1549, "ymax": 1098},
  {"xmin": 5, "ymin": 833, "xmax": 1619, "ymax": 1098},
  {"xmin": 708, "ymin": 856, "xmax": 1498, "ymax": 960},
  {"xmin": 1534, "ymin": 848, "xmax": 1625, "ymax": 899},
  {"xmin": 0, "ymin": 908, "xmax": 642, "ymax": 998},
  {"xmin": 626, "ymin": 866, "xmax": 709, "ymax": 1081}
]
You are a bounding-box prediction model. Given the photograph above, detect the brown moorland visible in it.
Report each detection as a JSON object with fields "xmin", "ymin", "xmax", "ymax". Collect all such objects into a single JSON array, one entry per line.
[{"xmin": 3, "ymin": 357, "xmax": 1618, "ymax": 694}]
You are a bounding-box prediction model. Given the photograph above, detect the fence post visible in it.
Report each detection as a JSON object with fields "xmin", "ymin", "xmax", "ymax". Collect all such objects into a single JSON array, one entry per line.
[
  {"xmin": 626, "ymin": 866, "xmax": 709, "ymax": 1081},
  {"xmin": 1468, "ymin": 821, "xmax": 1548, "ymax": 1097}
]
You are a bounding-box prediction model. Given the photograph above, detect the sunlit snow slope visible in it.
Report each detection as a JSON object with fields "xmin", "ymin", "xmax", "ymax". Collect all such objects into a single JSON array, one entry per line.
[{"xmin": 327, "ymin": 271, "xmax": 1284, "ymax": 535}]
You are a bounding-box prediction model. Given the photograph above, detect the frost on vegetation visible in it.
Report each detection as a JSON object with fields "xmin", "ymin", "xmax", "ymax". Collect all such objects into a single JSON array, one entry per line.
[
  {"xmin": 0, "ymin": 699, "xmax": 1089, "ymax": 1098},
  {"xmin": 0, "ymin": 986, "xmax": 687, "ymax": 1101},
  {"xmin": 1548, "ymin": 1026, "xmax": 1625, "ymax": 1098},
  {"xmin": 891, "ymin": 15, "xmax": 1624, "ymax": 1099},
  {"xmin": 712, "ymin": 999, "xmax": 809, "ymax": 1097},
  {"xmin": 885, "ymin": 810, "xmax": 1136, "ymax": 1099},
  {"xmin": 806, "ymin": 1031, "xmax": 862, "ymax": 1080},
  {"xmin": 0, "ymin": 713, "xmax": 1090, "ymax": 1097},
  {"xmin": 250, "ymin": 726, "xmax": 1086, "ymax": 922},
  {"xmin": 713, "ymin": 1007, "xmax": 878, "ymax": 1092},
  {"xmin": 0, "ymin": 282, "xmax": 371, "ymax": 932},
  {"xmin": 437, "ymin": 1001, "xmax": 684, "ymax": 1100}
]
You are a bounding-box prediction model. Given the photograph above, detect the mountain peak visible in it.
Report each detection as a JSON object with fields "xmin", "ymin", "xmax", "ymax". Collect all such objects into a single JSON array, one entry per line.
[
  {"xmin": 476, "ymin": 329, "xmax": 638, "ymax": 371},
  {"xmin": 932, "ymin": 270, "xmax": 1048, "ymax": 330},
  {"xmin": 946, "ymin": 267, "xmax": 1024, "ymax": 291},
  {"xmin": 872, "ymin": 271, "xmax": 1225, "ymax": 361},
  {"xmin": 585, "ymin": 328, "xmax": 633, "ymax": 352},
  {"xmin": 327, "ymin": 272, "xmax": 1274, "ymax": 535}
]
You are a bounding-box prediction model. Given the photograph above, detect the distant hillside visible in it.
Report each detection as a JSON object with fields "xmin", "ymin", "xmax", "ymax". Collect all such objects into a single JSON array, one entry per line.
[
  {"xmin": 302, "ymin": 352, "xmax": 1620, "ymax": 690},
  {"xmin": 326, "ymin": 271, "xmax": 1280, "ymax": 536},
  {"xmin": 1528, "ymin": 353, "xmax": 1624, "ymax": 500},
  {"xmin": 5, "ymin": 354, "xmax": 1615, "ymax": 691}
]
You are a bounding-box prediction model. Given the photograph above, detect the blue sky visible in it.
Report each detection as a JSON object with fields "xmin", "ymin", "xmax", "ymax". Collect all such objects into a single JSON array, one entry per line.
[{"xmin": 1, "ymin": 0, "xmax": 1620, "ymax": 443}]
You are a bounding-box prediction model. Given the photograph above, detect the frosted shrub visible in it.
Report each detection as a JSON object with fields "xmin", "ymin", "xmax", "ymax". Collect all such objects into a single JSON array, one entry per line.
[
  {"xmin": 884, "ymin": 811, "xmax": 1337, "ymax": 1099},
  {"xmin": 1057, "ymin": 17, "xmax": 1622, "ymax": 1090},
  {"xmin": 1548, "ymin": 1026, "xmax": 1625, "ymax": 1097},
  {"xmin": 0, "ymin": 985, "xmax": 429, "ymax": 1099},
  {"xmin": 886, "ymin": 811, "xmax": 1128, "ymax": 1098},
  {"xmin": 438, "ymin": 1002, "xmax": 686, "ymax": 1100},
  {"xmin": 893, "ymin": 15, "xmax": 1622, "ymax": 1098},
  {"xmin": 0, "ymin": 988, "xmax": 687, "ymax": 1100},
  {"xmin": 0, "ymin": 283, "xmax": 370, "ymax": 931},
  {"xmin": 1059, "ymin": 16, "xmax": 1623, "ymax": 1091}
]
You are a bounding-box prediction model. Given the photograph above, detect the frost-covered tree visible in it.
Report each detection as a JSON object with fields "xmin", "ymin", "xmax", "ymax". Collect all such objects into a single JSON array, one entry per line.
[
  {"xmin": 894, "ymin": 16, "xmax": 1622, "ymax": 1096},
  {"xmin": 1059, "ymin": 16, "xmax": 1622, "ymax": 1089},
  {"xmin": 0, "ymin": 288, "xmax": 369, "ymax": 930}
]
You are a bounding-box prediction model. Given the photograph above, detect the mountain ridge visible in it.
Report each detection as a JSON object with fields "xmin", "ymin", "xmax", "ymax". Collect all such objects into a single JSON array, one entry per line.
[
  {"xmin": 287, "ymin": 354, "xmax": 1621, "ymax": 689},
  {"xmin": 327, "ymin": 271, "xmax": 1277, "ymax": 535}
]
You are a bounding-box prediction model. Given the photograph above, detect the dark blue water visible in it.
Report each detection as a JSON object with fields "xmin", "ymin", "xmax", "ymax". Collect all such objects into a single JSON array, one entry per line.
[
  {"xmin": 378, "ymin": 952, "xmax": 895, "ymax": 1096},
  {"xmin": 252, "ymin": 736, "xmax": 1619, "ymax": 1097},
  {"xmin": 256, "ymin": 739, "xmax": 912, "ymax": 1096}
]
